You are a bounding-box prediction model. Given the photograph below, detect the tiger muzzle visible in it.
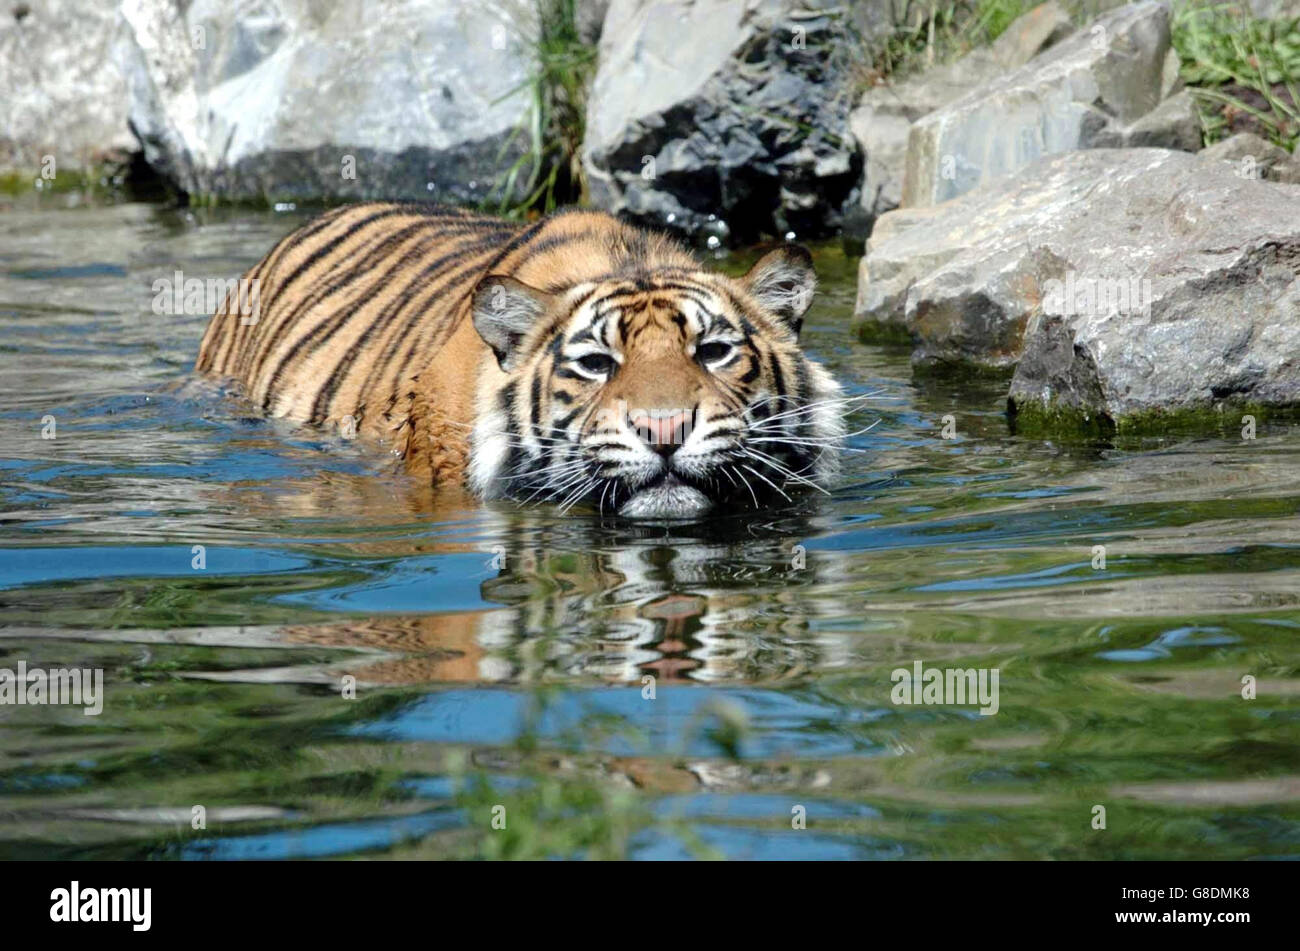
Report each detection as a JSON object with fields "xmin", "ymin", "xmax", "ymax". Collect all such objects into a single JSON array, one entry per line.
[{"xmin": 628, "ymin": 407, "xmax": 696, "ymax": 456}]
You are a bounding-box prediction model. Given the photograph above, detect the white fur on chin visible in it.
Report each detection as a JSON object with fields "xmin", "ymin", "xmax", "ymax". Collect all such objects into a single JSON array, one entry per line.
[{"xmin": 619, "ymin": 483, "xmax": 713, "ymax": 518}]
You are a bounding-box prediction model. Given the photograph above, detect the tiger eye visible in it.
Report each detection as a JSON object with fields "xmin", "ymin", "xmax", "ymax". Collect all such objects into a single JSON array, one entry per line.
[
  {"xmin": 577, "ymin": 353, "xmax": 617, "ymax": 376},
  {"xmin": 695, "ymin": 341, "xmax": 733, "ymax": 365}
]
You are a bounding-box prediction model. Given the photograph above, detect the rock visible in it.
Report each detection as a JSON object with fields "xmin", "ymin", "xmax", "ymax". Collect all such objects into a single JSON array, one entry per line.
[
  {"xmin": 848, "ymin": 102, "xmax": 912, "ymax": 231},
  {"xmin": 853, "ymin": 147, "xmax": 1300, "ymax": 429},
  {"xmin": 1246, "ymin": 0, "xmax": 1300, "ymax": 18},
  {"xmin": 581, "ymin": 0, "xmax": 865, "ymax": 244},
  {"xmin": 0, "ymin": 0, "xmax": 137, "ymax": 176},
  {"xmin": 1120, "ymin": 88, "xmax": 1201, "ymax": 151},
  {"xmin": 850, "ymin": 1, "xmax": 1075, "ymax": 229},
  {"xmin": 1159, "ymin": 45, "xmax": 1182, "ymax": 98},
  {"xmin": 575, "ymin": 0, "xmax": 610, "ymax": 44},
  {"xmin": 990, "ymin": 0, "xmax": 1078, "ymax": 65},
  {"xmin": 1199, "ymin": 132, "xmax": 1300, "ymax": 185},
  {"xmin": 115, "ymin": 0, "xmax": 536, "ymax": 204},
  {"xmin": 900, "ymin": 1, "xmax": 1172, "ymax": 209}
]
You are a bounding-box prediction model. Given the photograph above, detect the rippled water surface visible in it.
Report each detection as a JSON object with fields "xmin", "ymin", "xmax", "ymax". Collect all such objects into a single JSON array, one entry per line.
[{"xmin": 2, "ymin": 199, "xmax": 1299, "ymax": 860}]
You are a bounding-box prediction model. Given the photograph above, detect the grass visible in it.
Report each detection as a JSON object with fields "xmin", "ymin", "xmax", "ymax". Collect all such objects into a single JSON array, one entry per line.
[
  {"xmin": 0, "ymin": 151, "xmax": 169, "ymax": 203},
  {"xmin": 859, "ymin": 0, "xmax": 1032, "ymax": 87},
  {"xmin": 486, "ymin": 0, "xmax": 597, "ymax": 218},
  {"xmin": 1171, "ymin": 1, "xmax": 1300, "ymax": 150}
]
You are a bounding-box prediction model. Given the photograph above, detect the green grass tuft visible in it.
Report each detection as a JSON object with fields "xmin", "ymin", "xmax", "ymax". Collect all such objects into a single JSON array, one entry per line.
[
  {"xmin": 486, "ymin": 0, "xmax": 597, "ymax": 218},
  {"xmin": 1172, "ymin": 1, "xmax": 1300, "ymax": 150},
  {"xmin": 858, "ymin": 0, "xmax": 1032, "ymax": 88}
]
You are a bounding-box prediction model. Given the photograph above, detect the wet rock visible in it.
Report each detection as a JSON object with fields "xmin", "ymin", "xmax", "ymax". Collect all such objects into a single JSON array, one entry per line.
[
  {"xmin": 901, "ymin": 1, "xmax": 1173, "ymax": 209},
  {"xmin": 1199, "ymin": 132, "xmax": 1300, "ymax": 185},
  {"xmin": 849, "ymin": 1, "xmax": 1075, "ymax": 229},
  {"xmin": 115, "ymin": 0, "xmax": 534, "ymax": 204},
  {"xmin": 0, "ymin": 0, "xmax": 137, "ymax": 175},
  {"xmin": 581, "ymin": 0, "xmax": 866, "ymax": 244},
  {"xmin": 854, "ymin": 147, "xmax": 1300, "ymax": 429}
]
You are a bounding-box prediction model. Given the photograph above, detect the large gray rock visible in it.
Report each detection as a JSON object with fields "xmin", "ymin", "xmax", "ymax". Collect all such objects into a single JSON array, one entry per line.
[
  {"xmin": 115, "ymin": 0, "xmax": 536, "ymax": 204},
  {"xmin": 0, "ymin": 0, "xmax": 137, "ymax": 175},
  {"xmin": 850, "ymin": 1, "xmax": 1075, "ymax": 228},
  {"xmin": 581, "ymin": 0, "xmax": 866, "ymax": 243},
  {"xmin": 901, "ymin": 1, "xmax": 1173, "ymax": 209},
  {"xmin": 853, "ymin": 148, "xmax": 1300, "ymax": 428}
]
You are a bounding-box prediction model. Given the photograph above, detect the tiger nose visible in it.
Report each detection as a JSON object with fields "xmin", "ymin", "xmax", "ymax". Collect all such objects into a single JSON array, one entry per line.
[{"xmin": 629, "ymin": 408, "xmax": 694, "ymax": 455}]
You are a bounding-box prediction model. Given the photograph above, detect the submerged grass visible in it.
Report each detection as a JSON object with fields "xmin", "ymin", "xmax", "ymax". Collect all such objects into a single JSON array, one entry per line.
[{"xmin": 448, "ymin": 681, "xmax": 747, "ymax": 860}]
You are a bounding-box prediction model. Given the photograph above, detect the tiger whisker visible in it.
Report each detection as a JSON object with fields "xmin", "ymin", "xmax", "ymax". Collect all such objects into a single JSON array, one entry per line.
[
  {"xmin": 499, "ymin": 457, "xmax": 587, "ymax": 481},
  {"xmin": 747, "ymin": 389, "xmax": 887, "ymax": 414},
  {"xmin": 751, "ymin": 438, "xmax": 872, "ymax": 455},
  {"xmin": 751, "ymin": 418, "xmax": 882, "ymax": 441},
  {"xmin": 557, "ymin": 475, "xmax": 601, "ymax": 514},
  {"xmin": 741, "ymin": 451, "xmax": 825, "ymax": 492},
  {"xmin": 751, "ymin": 394, "xmax": 887, "ymax": 426},
  {"xmin": 520, "ymin": 466, "xmax": 591, "ymax": 504},
  {"xmin": 740, "ymin": 448, "xmax": 828, "ymax": 495},
  {"xmin": 750, "ymin": 389, "xmax": 884, "ymax": 414},
  {"xmin": 729, "ymin": 464, "xmax": 760, "ymax": 508},
  {"xmin": 752, "ymin": 405, "xmax": 862, "ymax": 428},
  {"xmin": 741, "ymin": 463, "xmax": 791, "ymax": 502}
]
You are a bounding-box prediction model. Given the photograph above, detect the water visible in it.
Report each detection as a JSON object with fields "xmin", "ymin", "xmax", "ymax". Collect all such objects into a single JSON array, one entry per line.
[{"xmin": 2, "ymin": 198, "xmax": 1299, "ymax": 860}]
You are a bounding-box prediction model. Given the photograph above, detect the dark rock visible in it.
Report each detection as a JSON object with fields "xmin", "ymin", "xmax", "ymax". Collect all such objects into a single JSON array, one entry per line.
[{"xmin": 581, "ymin": 0, "xmax": 867, "ymax": 244}]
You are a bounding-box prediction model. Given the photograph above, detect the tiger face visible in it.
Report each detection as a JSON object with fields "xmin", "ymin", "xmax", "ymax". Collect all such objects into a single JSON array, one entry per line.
[{"xmin": 467, "ymin": 247, "xmax": 844, "ymax": 518}]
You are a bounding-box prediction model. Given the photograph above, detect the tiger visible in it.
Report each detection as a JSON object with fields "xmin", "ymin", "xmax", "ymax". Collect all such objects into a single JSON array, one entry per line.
[{"xmin": 196, "ymin": 201, "xmax": 846, "ymax": 518}]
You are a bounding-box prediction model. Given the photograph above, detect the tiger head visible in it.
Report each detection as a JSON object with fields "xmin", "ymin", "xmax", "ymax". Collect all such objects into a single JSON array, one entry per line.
[{"xmin": 467, "ymin": 246, "xmax": 845, "ymax": 518}]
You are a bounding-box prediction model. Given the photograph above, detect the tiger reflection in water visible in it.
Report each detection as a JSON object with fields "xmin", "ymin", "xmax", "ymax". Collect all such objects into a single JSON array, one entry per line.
[{"xmin": 233, "ymin": 476, "xmax": 854, "ymax": 687}]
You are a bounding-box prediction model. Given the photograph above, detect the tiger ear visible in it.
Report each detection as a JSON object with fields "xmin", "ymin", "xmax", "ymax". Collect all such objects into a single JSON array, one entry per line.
[
  {"xmin": 739, "ymin": 245, "xmax": 817, "ymax": 336},
  {"xmin": 471, "ymin": 275, "xmax": 553, "ymax": 371}
]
